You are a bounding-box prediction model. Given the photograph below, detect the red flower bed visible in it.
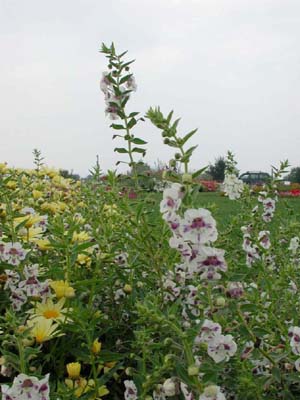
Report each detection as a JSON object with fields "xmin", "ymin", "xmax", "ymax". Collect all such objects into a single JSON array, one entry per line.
[
  {"xmin": 279, "ymin": 189, "xmax": 300, "ymax": 197},
  {"xmin": 199, "ymin": 180, "xmax": 219, "ymax": 192}
]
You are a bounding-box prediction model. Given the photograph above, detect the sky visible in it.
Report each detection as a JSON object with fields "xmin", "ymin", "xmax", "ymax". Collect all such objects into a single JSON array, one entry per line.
[{"xmin": 0, "ymin": 0, "xmax": 299, "ymax": 177}]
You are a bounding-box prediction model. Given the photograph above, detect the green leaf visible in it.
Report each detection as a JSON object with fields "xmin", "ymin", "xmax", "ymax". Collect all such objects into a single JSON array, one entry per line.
[
  {"xmin": 181, "ymin": 128, "xmax": 198, "ymax": 146},
  {"xmin": 114, "ymin": 147, "xmax": 128, "ymax": 154},
  {"xmin": 127, "ymin": 118, "xmax": 137, "ymax": 129},
  {"xmin": 129, "ymin": 112, "xmax": 139, "ymax": 118},
  {"xmin": 192, "ymin": 166, "xmax": 208, "ymax": 178},
  {"xmin": 132, "ymin": 147, "xmax": 146, "ymax": 154},
  {"xmin": 240, "ymin": 304, "xmax": 258, "ymax": 313},
  {"xmin": 120, "ymin": 74, "xmax": 133, "ymax": 84},
  {"xmin": 130, "ymin": 138, "xmax": 147, "ymax": 145},
  {"xmin": 106, "ymin": 74, "xmax": 116, "ymax": 85},
  {"xmin": 110, "ymin": 124, "xmax": 125, "ymax": 130},
  {"xmin": 185, "ymin": 145, "xmax": 198, "ymax": 156},
  {"xmin": 252, "ymin": 327, "xmax": 270, "ymax": 337},
  {"xmin": 271, "ymin": 367, "xmax": 281, "ymax": 383},
  {"xmin": 202, "ymin": 370, "xmax": 218, "ymax": 383}
]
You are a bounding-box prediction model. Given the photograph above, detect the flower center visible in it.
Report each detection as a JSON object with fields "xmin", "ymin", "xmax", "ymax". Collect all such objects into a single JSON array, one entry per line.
[{"xmin": 43, "ymin": 309, "xmax": 60, "ymax": 319}]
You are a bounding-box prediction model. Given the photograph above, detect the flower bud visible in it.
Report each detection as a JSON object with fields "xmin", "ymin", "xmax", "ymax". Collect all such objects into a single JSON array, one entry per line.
[
  {"xmin": 91, "ymin": 338, "xmax": 102, "ymax": 354},
  {"xmin": 162, "ymin": 171, "xmax": 168, "ymax": 180},
  {"xmin": 175, "ymin": 153, "xmax": 181, "ymax": 160},
  {"xmin": 215, "ymin": 296, "xmax": 226, "ymax": 307},
  {"xmin": 204, "ymin": 385, "xmax": 219, "ymax": 396},
  {"xmin": 125, "ymin": 367, "xmax": 134, "ymax": 376},
  {"xmin": 182, "ymin": 173, "xmax": 192, "ymax": 184},
  {"xmin": 188, "ymin": 365, "xmax": 199, "ymax": 376},
  {"xmin": 123, "ymin": 284, "xmax": 132, "ymax": 294},
  {"xmin": 163, "ymin": 338, "xmax": 172, "ymax": 346},
  {"xmin": 162, "ymin": 378, "xmax": 176, "ymax": 396},
  {"xmin": 66, "ymin": 362, "xmax": 81, "ymax": 379}
]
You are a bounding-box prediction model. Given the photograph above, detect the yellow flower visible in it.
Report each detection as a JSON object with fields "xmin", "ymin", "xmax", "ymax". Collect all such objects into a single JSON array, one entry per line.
[
  {"xmin": 40, "ymin": 202, "xmax": 60, "ymax": 214},
  {"xmin": 31, "ymin": 298, "xmax": 68, "ymax": 321},
  {"xmin": 39, "ymin": 167, "xmax": 59, "ymax": 178},
  {"xmin": 91, "ymin": 339, "xmax": 102, "ymax": 354},
  {"xmin": 32, "ymin": 190, "xmax": 43, "ymax": 199},
  {"xmin": 77, "ymin": 253, "xmax": 91, "ymax": 268},
  {"xmin": 6, "ymin": 180, "xmax": 17, "ymax": 190},
  {"xmin": 0, "ymin": 163, "xmax": 8, "ymax": 173},
  {"xmin": 27, "ymin": 317, "xmax": 59, "ymax": 344},
  {"xmin": 50, "ymin": 280, "xmax": 75, "ymax": 299},
  {"xmin": 103, "ymin": 361, "xmax": 117, "ymax": 373},
  {"xmin": 66, "ymin": 362, "xmax": 81, "ymax": 379},
  {"xmin": 0, "ymin": 204, "xmax": 6, "ymax": 217},
  {"xmin": 72, "ymin": 231, "xmax": 90, "ymax": 243},
  {"xmin": 18, "ymin": 227, "xmax": 43, "ymax": 242},
  {"xmin": 52, "ymin": 175, "xmax": 70, "ymax": 189},
  {"xmin": 14, "ymin": 214, "xmax": 43, "ymax": 229},
  {"xmin": 103, "ymin": 204, "xmax": 118, "ymax": 216},
  {"xmin": 65, "ymin": 377, "xmax": 93, "ymax": 398},
  {"xmin": 35, "ymin": 238, "xmax": 52, "ymax": 251}
]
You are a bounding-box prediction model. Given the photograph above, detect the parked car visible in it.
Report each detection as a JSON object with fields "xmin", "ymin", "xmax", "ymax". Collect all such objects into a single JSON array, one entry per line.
[{"xmin": 239, "ymin": 171, "xmax": 271, "ymax": 185}]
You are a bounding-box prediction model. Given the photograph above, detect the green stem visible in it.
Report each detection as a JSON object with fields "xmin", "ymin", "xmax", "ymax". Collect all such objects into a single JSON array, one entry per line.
[
  {"xmin": 236, "ymin": 307, "xmax": 276, "ymax": 366},
  {"xmin": 17, "ymin": 337, "xmax": 26, "ymax": 373}
]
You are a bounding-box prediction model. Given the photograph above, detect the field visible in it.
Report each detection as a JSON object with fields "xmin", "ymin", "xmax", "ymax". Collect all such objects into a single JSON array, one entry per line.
[{"xmin": 1, "ymin": 42, "xmax": 300, "ymax": 400}]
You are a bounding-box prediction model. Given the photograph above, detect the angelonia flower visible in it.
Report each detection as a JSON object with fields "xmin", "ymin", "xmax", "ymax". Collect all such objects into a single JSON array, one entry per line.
[
  {"xmin": 288, "ymin": 237, "xmax": 299, "ymax": 255},
  {"xmin": 222, "ymin": 173, "xmax": 244, "ymax": 200},
  {"xmin": 4, "ymin": 265, "xmax": 50, "ymax": 311},
  {"xmin": 226, "ymin": 282, "xmax": 244, "ymax": 299},
  {"xmin": 257, "ymin": 231, "xmax": 271, "ymax": 250},
  {"xmin": 180, "ymin": 382, "xmax": 194, "ymax": 400},
  {"xmin": 207, "ymin": 334, "xmax": 237, "ymax": 363},
  {"xmin": 124, "ymin": 380, "xmax": 138, "ymax": 400},
  {"xmin": 288, "ymin": 326, "xmax": 300, "ymax": 355},
  {"xmin": 0, "ymin": 242, "xmax": 28, "ymax": 266},
  {"xmin": 194, "ymin": 319, "xmax": 222, "ymax": 345},
  {"xmin": 195, "ymin": 319, "xmax": 237, "ymax": 364},
  {"xmin": 160, "ymin": 183, "xmax": 228, "ymax": 327},
  {"xmin": 100, "ymin": 70, "xmax": 137, "ymax": 120},
  {"xmin": 0, "ymin": 373, "xmax": 50, "ymax": 400},
  {"xmin": 259, "ymin": 195, "xmax": 276, "ymax": 223},
  {"xmin": 199, "ymin": 385, "xmax": 226, "ymax": 400},
  {"xmin": 162, "ymin": 378, "xmax": 177, "ymax": 397},
  {"xmin": 241, "ymin": 229, "xmax": 261, "ymax": 267}
]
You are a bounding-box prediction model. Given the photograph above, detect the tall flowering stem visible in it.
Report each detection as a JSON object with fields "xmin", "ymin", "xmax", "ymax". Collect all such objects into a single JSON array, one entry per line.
[
  {"xmin": 146, "ymin": 107, "xmax": 206, "ymax": 183},
  {"xmin": 100, "ymin": 43, "xmax": 147, "ymax": 187}
]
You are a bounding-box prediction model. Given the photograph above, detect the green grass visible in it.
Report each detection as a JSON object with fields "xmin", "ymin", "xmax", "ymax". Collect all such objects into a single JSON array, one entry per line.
[
  {"xmin": 145, "ymin": 191, "xmax": 300, "ymax": 232},
  {"xmin": 194, "ymin": 192, "xmax": 300, "ymax": 231}
]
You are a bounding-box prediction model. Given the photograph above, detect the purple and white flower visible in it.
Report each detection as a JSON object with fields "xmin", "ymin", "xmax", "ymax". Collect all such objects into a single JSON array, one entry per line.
[
  {"xmin": 207, "ymin": 334, "xmax": 237, "ymax": 363},
  {"xmin": 1, "ymin": 373, "xmax": 50, "ymax": 400}
]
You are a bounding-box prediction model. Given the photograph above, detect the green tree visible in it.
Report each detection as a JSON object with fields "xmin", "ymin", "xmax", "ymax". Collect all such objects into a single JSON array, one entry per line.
[
  {"xmin": 208, "ymin": 156, "xmax": 226, "ymax": 181},
  {"xmin": 287, "ymin": 167, "xmax": 300, "ymax": 183}
]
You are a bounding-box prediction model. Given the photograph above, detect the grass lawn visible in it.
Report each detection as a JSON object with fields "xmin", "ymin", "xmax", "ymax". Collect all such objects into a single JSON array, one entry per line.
[{"xmin": 145, "ymin": 191, "xmax": 300, "ymax": 232}]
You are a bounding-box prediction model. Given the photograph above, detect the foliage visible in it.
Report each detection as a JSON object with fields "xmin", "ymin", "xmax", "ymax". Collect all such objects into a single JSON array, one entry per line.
[
  {"xmin": 208, "ymin": 157, "xmax": 226, "ymax": 181},
  {"xmin": 287, "ymin": 167, "xmax": 300, "ymax": 184},
  {"xmin": 0, "ymin": 44, "xmax": 300, "ymax": 400}
]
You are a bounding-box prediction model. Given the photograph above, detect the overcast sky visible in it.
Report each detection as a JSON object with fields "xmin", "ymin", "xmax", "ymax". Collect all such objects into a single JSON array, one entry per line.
[{"xmin": 1, "ymin": 0, "xmax": 299, "ymax": 177}]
